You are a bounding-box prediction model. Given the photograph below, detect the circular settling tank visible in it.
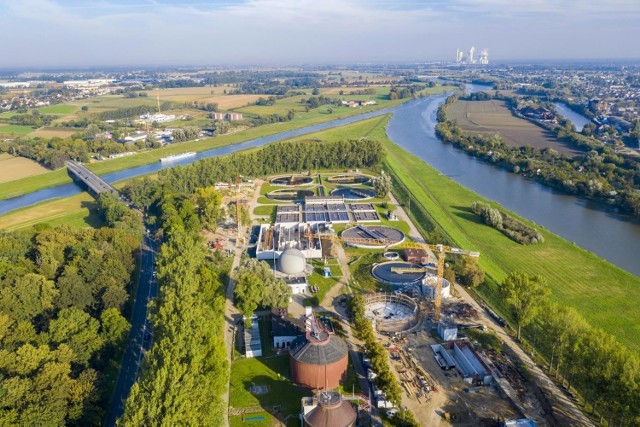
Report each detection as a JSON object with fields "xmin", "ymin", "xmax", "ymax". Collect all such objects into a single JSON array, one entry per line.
[
  {"xmin": 267, "ymin": 188, "xmax": 315, "ymax": 201},
  {"xmin": 363, "ymin": 293, "xmax": 420, "ymax": 332},
  {"xmin": 326, "ymin": 174, "xmax": 371, "ymax": 185},
  {"xmin": 331, "ymin": 188, "xmax": 376, "ymax": 200},
  {"xmin": 383, "ymin": 251, "xmax": 400, "ymax": 260},
  {"xmin": 341, "ymin": 226, "xmax": 405, "ymax": 248},
  {"xmin": 270, "ymin": 175, "xmax": 313, "ymax": 186},
  {"xmin": 372, "ymin": 261, "xmax": 426, "ymax": 286}
]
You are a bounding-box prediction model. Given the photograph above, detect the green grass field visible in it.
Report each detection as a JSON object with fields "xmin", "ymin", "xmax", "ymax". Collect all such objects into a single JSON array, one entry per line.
[
  {"xmin": 0, "ymin": 124, "xmax": 35, "ymax": 135},
  {"xmin": 0, "ymin": 192, "xmax": 103, "ymax": 230},
  {"xmin": 37, "ymin": 104, "xmax": 79, "ymax": 115}
]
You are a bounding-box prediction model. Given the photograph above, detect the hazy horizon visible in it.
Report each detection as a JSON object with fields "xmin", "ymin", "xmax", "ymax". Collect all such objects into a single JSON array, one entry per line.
[{"xmin": 0, "ymin": 0, "xmax": 639, "ymax": 68}]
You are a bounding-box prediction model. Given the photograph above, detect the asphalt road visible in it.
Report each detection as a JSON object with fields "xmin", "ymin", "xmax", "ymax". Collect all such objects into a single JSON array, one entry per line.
[{"xmin": 104, "ymin": 229, "xmax": 158, "ymax": 427}]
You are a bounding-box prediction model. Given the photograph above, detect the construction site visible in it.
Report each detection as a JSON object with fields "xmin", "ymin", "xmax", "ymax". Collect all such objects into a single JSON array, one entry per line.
[{"xmin": 230, "ymin": 172, "xmax": 548, "ymax": 426}]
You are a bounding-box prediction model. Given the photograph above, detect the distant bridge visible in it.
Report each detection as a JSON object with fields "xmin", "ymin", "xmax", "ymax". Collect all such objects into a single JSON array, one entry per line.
[{"xmin": 66, "ymin": 160, "xmax": 116, "ymax": 196}]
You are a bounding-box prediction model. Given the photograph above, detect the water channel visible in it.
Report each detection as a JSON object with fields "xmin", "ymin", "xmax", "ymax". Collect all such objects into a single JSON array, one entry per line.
[
  {"xmin": 1, "ymin": 85, "xmax": 639, "ymax": 276},
  {"xmin": 554, "ymin": 102, "xmax": 592, "ymax": 131}
]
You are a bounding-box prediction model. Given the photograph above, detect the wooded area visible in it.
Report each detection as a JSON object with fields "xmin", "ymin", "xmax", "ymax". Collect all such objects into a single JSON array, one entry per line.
[{"xmin": 0, "ymin": 219, "xmax": 139, "ymax": 424}]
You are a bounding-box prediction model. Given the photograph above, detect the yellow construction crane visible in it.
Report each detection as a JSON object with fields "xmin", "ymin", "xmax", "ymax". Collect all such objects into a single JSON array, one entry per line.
[
  {"xmin": 306, "ymin": 230, "xmax": 479, "ymax": 321},
  {"xmin": 400, "ymin": 242, "xmax": 479, "ymax": 321}
]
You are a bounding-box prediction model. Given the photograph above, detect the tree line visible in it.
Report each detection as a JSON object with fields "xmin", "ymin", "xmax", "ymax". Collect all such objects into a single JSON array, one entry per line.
[
  {"xmin": 436, "ymin": 95, "xmax": 640, "ymax": 216},
  {"xmin": 153, "ymin": 138, "xmax": 383, "ymax": 195},
  {"xmin": 119, "ymin": 192, "xmax": 229, "ymax": 425},
  {"xmin": 348, "ymin": 293, "xmax": 419, "ymax": 427},
  {"xmin": 0, "ymin": 209, "xmax": 140, "ymax": 424}
]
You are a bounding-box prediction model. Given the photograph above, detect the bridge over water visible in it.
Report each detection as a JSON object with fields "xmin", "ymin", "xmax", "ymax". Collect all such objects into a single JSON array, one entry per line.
[{"xmin": 66, "ymin": 160, "xmax": 116, "ymax": 196}]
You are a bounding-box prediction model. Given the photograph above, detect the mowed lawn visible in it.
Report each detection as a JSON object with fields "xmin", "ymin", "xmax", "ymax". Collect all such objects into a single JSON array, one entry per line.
[
  {"xmin": 383, "ymin": 136, "xmax": 640, "ymax": 352},
  {"xmin": 447, "ymin": 100, "xmax": 579, "ymax": 156},
  {"xmin": 0, "ymin": 154, "xmax": 49, "ymax": 183}
]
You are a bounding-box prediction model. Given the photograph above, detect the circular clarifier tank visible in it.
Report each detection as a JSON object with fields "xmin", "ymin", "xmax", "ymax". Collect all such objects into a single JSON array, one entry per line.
[
  {"xmin": 326, "ymin": 174, "xmax": 371, "ymax": 185},
  {"xmin": 331, "ymin": 188, "xmax": 376, "ymax": 200},
  {"xmin": 267, "ymin": 188, "xmax": 315, "ymax": 201},
  {"xmin": 270, "ymin": 175, "xmax": 313, "ymax": 186},
  {"xmin": 371, "ymin": 261, "xmax": 426, "ymax": 286}
]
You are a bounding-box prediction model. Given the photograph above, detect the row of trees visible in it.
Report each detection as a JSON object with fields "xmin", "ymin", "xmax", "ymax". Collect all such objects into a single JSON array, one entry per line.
[
  {"xmin": 0, "ymin": 214, "xmax": 139, "ymax": 425},
  {"xmin": 120, "ymin": 193, "xmax": 229, "ymax": 425},
  {"xmin": 436, "ymin": 95, "xmax": 640, "ymax": 216},
  {"xmin": 348, "ymin": 293, "xmax": 418, "ymax": 426},
  {"xmin": 157, "ymin": 138, "xmax": 384, "ymax": 194},
  {"xmin": 471, "ymin": 201, "xmax": 544, "ymax": 244},
  {"xmin": 499, "ymin": 270, "xmax": 640, "ymax": 425}
]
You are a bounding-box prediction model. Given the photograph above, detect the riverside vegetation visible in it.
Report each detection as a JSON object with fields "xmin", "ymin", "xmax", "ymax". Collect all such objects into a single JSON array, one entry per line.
[{"xmin": 435, "ymin": 94, "xmax": 640, "ymax": 216}]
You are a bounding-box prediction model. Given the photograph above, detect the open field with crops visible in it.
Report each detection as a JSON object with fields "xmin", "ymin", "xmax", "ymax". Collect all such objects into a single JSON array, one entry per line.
[
  {"xmin": 447, "ymin": 99, "xmax": 579, "ymax": 155},
  {"xmin": 28, "ymin": 127, "xmax": 79, "ymax": 138},
  {"xmin": 0, "ymin": 153, "xmax": 50, "ymax": 183}
]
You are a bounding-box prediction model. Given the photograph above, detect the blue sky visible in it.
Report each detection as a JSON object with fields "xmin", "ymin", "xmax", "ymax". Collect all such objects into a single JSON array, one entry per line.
[{"xmin": 0, "ymin": 0, "xmax": 638, "ymax": 68}]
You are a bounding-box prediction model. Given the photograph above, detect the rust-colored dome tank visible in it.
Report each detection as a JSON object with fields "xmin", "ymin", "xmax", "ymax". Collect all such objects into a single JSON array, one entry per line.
[
  {"xmin": 289, "ymin": 331, "xmax": 348, "ymax": 390},
  {"xmin": 304, "ymin": 392, "xmax": 357, "ymax": 427}
]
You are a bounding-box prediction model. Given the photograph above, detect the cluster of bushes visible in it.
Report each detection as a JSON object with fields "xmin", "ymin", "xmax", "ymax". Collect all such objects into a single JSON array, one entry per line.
[
  {"xmin": 0, "ymin": 211, "xmax": 139, "ymax": 424},
  {"xmin": 249, "ymin": 110, "xmax": 294, "ymax": 126},
  {"xmin": 171, "ymin": 126, "xmax": 201, "ymax": 143},
  {"xmin": 389, "ymin": 84, "xmax": 426, "ymax": 100},
  {"xmin": 471, "ymin": 201, "xmax": 544, "ymax": 244},
  {"xmin": 9, "ymin": 111, "xmax": 56, "ymax": 127},
  {"xmin": 303, "ymin": 95, "xmax": 340, "ymax": 109}
]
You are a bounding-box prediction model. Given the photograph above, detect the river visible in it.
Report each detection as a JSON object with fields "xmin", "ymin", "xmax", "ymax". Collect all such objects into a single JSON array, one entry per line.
[
  {"xmin": 554, "ymin": 102, "xmax": 591, "ymax": 131},
  {"xmin": 1, "ymin": 86, "xmax": 639, "ymax": 276},
  {"xmin": 387, "ymin": 86, "xmax": 640, "ymax": 276}
]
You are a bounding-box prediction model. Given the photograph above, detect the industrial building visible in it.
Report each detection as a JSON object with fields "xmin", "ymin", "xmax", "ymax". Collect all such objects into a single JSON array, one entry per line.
[
  {"xmin": 402, "ymin": 247, "xmax": 430, "ymax": 264},
  {"xmin": 256, "ymin": 222, "xmax": 327, "ymax": 261},
  {"xmin": 271, "ymin": 308, "xmax": 305, "ymax": 349},
  {"xmin": 290, "ymin": 308, "xmax": 349, "ymax": 390},
  {"xmin": 455, "ymin": 47, "xmax": 489, "ymax": 65},
  {"xmin": 211, "ymin": 112, "xmax": 243, "ymax": 121},
  {"xmin": 301, "ymin": 392, "xmax": 357, "ymax": 427},
  {"xmin": 244, "ymin": 316, "xmax": 262, "ymax": 358},
  {"xmin": 431, "ymin": 340, "xmax": 493, "ymax": 384}
]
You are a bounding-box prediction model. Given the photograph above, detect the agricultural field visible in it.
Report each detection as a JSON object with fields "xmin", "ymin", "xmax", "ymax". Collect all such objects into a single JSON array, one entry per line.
[
  {"xmin": 28, "ymin": 127, "xmax": 79, "ymax": 138},
  {"xmin": 382, "ymin": 123, "xmax": 640, "ymax": 352},
  {"xmin": 0, "ymin": 95, "xmax": 409, "ymax": 201},
  {"xmin": 37, "ymin": 104, "xmax": 79, "ymax": 115},
  {"xmin": 447, "ymin": 99, "xmax": 579, "ymax": 155},
  {"xmin": 0, "ymin": 153, "xmax": 50, "ymax": 183}
]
